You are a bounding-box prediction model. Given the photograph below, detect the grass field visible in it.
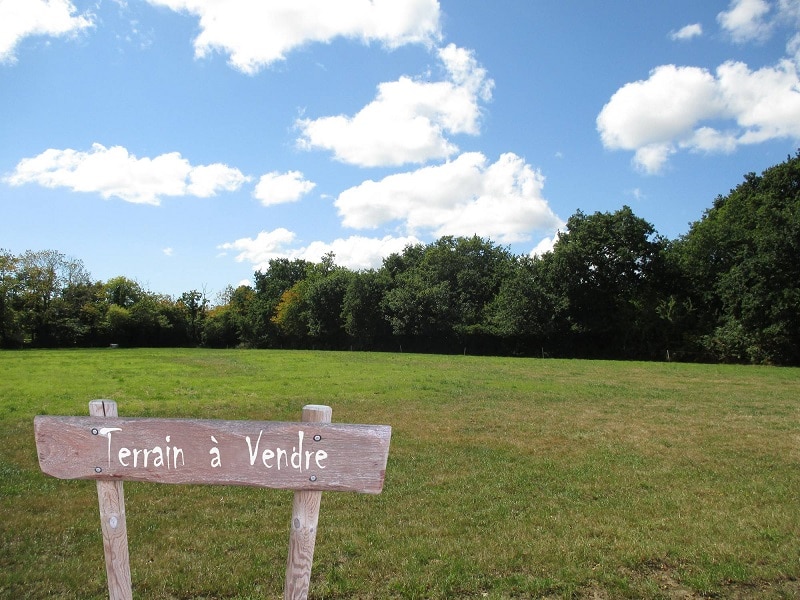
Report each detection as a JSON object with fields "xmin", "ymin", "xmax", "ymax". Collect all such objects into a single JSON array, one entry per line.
[{"xmin": 1, "ymin": 349, "xmax": 798, "ymax": 599}]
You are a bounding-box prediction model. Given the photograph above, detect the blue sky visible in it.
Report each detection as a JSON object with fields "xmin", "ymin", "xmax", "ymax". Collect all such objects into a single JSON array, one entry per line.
[{"xmin": 2, "ymin": 0, "xmax": 799, "ymax": 299}]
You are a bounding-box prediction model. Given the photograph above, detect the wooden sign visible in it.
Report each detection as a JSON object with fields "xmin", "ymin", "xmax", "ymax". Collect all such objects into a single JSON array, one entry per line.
[
  {"xmin": 35, "ymin": 415, "xmax": 391, "ymax": 494},
  {"xmin": 35, "ymin": 402, "xmax": 391, "ymax": 600}
]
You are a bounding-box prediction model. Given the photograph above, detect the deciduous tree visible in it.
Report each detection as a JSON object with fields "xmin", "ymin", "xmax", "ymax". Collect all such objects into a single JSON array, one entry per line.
[
  {"xmin": 549, "ymin": 206, "xmax": 669, "ymax": 358},
  {"xmin": 677, "ymin": 151, "xmax": 800, "ymax": 363}
]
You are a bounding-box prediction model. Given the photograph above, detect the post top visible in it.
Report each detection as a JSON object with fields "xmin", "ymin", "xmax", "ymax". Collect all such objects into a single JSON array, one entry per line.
[{"xmin": 301, "ymin": 405, "xmax": 332, "ymax": 424}]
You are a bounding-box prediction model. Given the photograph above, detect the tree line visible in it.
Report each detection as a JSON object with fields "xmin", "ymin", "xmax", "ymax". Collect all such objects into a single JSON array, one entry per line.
[{"xmin": 3, "ymin": 152, "xmax": 798, "ymax": 364}]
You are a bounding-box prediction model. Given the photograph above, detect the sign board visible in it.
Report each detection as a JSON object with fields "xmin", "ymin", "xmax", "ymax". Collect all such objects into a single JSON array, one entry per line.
[{"xmin": 35, "ymin": 415, "xmax": 391, "ymax": 494}]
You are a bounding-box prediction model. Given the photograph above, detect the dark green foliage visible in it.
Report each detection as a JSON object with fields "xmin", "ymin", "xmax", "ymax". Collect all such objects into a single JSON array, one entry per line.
[
  {"xmin": 0, "ymin": 249, "xmax": 23, "ymax": 348},
  {"xmin": 548, "ymin": 206, "xmax": 672, "ymax": 358},
  {"xmin": 305, "ymin": 266, "xmax": 353, "ymax": 344},
  {"xmin": 0, "ymin": 259, "xmax": 210, "ymax": 349},
  {"xmin": 676, "ymin": 151, "xmax": 800, "ymax": 364},
  {"xmin": 341, "ymin": 269, "xmax": 392, "ymax": 349},
  {"xmin": 382, "ymin": 236, "xmax": 514, "ymax": 352},
  {"xmin": 247, "ymin": 258, "xmax": 312, "ymax": 347},
  {"xmin": 486, "ymin": 254, "xmax": 563, "ymax": 349},
  {"xmin": 5, "ymin": 153, "xmax": 800, "ymax": 364}
]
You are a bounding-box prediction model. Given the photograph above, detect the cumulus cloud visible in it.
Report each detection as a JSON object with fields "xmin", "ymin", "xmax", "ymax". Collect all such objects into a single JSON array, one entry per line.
[
  {"xmin": 717, "ymin": 0, "xmax": 800, "ymax": 44},
  {"xmin": 530, "ymin": 233, "xmax": 560, "ymax": 257},
  {"xmin": 670, "ymin": 23, "xmax": 703, "ymax": 41},
  {"xmin": 0, "ymin": 0, "xmax": 94, "ymax": 63},
  {"xmin": 218, "ymin": 228, "xmax": 299, "ymax": 268},
  {"xmin": 716, "ymin": 59, "xmax": 800, "ymax": 143},
  {"xmin": 335, "ymin": 151, "xmax": 563, "ymax": 243},
  {"xmin": 146, "ymin": 0, "xmax": 441, "ymax": 74},
  {"xmin": 597, "ymin": 65, "xmax": 722, "ymax": 152},
  {"xmin": 597, "ymin": 60, "xmax": 800, "ymax": 173},
  {"xmin": 187, "ymin": 163, "xmax": 250, "ymax": 197},
  {"xmin": 718, "ymin": 0, "xmax": 773, "ymax": 42},
  {"xmin": 4, "ymin": 143, "xmax": 249, "ymax": 204},
  {"xmin": 219, "ymin": 229, "xmax": 420, "ymax": 271},
  {"xmin": 296, "ymin": 44, "xmax": 493, "ymax": 167},
  {"xmin": 254, "ymin": 171, "xmax": 316, "ymax": 206}
]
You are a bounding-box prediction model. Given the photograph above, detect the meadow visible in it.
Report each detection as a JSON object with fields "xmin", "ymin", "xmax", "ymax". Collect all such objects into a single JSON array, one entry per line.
[{"xmin": 1, "ymin": 349, "xmax": 798, "ymax": 599}]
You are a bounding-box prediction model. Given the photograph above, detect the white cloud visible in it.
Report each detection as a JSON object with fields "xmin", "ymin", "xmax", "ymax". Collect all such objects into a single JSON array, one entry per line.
[
  {"xmin": 335, "ymin": 152, "xmax": 563, "ymax": 243},
  {"xmin": 597, "ymin": 65, "xmax": 722, "ymax": 152},
  {"xmin": 683, "ymin": 127, "xmax": 738, "ymax": 153},
  {"xmin": 188, "ymin": 163, "xmax": 250, "ymax": 197},
  {"xmin": 163, "ymin": 247, "xmax": 174, "ymax": 256},
  {"xmin": 254, "ymin": 171, "xmax": 316, "ymax": 206},
  {"xmin": 215, "ymin": 152, "xmax": 564, "ymax": 273},
  {"xmin": 295, "ymin": 235, "xmax": 422, "ymax": 270},
  {"xmin": 716, "ymin": 0, "xmax": 800, "ymax": 45},
  {"xmin": 718, "ymin": 0, "xmax": 773, "ymax": 42},
  {"xmin": 631, "ymin": 144, "xmax": 676, "ymax": 174},
  {"xmin": 219, "ymin": 229, "xmax": 420, "ymax": 271},
  {"xmin": 597, "ymin": 59, "xmax": 800, "ymax": 173},
  {"xmin": 530, "ymin": 233, "xmax": 559, "ymax": 257},
  {"xmin": 4, "ymin": 143, "xmax": 249, "ymax": 204},
  {"xmin": 146, "ymin": 0, "xmax": 441, "ymax": 74},
  {"xmin": 218, "ymin": 228, "xmax": 298, "ymax": 268},
  {"xmin": 717, "ymin": 59, "xmax": 800, "ymax": 143},
  {"xmin": 670, "ymin": 23, "xmax": 703, "ymax": 41},
  {"xmin": 296, "ymin": 44, "xmax": 493, "ymax": 167},
  {"xmin": 0, "ymin": 0, "xmax": 94, "ymax": 63}
]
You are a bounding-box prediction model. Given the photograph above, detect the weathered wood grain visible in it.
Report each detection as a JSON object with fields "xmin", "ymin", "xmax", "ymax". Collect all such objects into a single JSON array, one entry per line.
[
  {"xmin": 35, "ymin": 403, "xmax": 391, "ymax": 600},
  {"xmin": 89, "ymin": 400, "xmax": 132, "ymax": 600},
  {"xmin": 35, "ymin": 415, "xmax": 391, "ymax": 494},
  {"xmin": 285, "ymin": 405, "xmax": 331, "ymax": 600}
]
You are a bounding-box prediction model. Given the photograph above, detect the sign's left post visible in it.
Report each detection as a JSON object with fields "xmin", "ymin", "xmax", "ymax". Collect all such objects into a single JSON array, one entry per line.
[{"xmin": 88, "ymin": 400, "xmax": 132, "ymax": 600}]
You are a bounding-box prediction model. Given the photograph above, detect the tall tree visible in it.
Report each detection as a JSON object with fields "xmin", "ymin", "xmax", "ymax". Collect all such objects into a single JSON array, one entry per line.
[
  {"xmin": 50, "ymin": 280, "xmax": 107, "ymax": 346},
  {"xmin": 250, "ymin": 258, "xmax": 312, "ymax": 347},
  {"xmin": 341, "ymin": 269, "xmax": 392, "ymax": 349},
  {"xmin": 549, "ymin": 207, "xmax": 669, "ymax": 358},
  {"xmin": 271, "ymin": 281, "xmax": 310, "ymax": 343},
  {"xmin": 382, "ymin": 236, "xmax": 513, "ymax": 351},
  {"xmin": 16, "ymin": 250, "xmax": 90, "ymax": 346},
  {"xmin": 127, "ymin": 293, "xmax": 173, "ymax": 347},
  {"xmin": 178, "ymin": 290, "xmax": 209, "ymax": 345},
  {"xmin": 0, "ymin": 250, "xmax": 22, "ymax": 347},
  {"xmin": 305, "ymin": 267, "xmax": 353, "ymax": 345},
  {"xmin": 676, "ymin": 151, "xmax": 800, "ymax": 364},
  {"xmin": 202, "ymin": 285, "xmax": 254, "ymax": 348},
  {"xmin": 486, "ymin": 253, "xmax": 563, "ymax": 345},
  {"xmin": 104, "ymin": 276, "xmax": 144, "ymax": 308}
]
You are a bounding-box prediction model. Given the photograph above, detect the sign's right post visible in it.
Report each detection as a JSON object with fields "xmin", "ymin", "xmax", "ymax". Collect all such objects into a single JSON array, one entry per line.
[{"xmin": 284, "ymin": 404, "xmax": 333, "ymax": 600}]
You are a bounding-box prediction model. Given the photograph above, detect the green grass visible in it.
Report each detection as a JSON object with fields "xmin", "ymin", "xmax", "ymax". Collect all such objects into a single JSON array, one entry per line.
[{"xmin": 1, "ymin": 349, "xmax": 799, "ymax": 599}]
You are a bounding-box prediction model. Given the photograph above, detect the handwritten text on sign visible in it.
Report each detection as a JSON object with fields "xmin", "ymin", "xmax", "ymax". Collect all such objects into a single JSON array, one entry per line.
[{"xmin": 34, "ymin": 416, "xmax": 391, "ymax": 494}]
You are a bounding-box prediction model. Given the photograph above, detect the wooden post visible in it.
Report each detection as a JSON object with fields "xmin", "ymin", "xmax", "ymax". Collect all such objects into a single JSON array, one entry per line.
[
  {"xmin": 284, "ymin": 405, "xmax": 332, "ymax": 600},
  {"xmin": 88, "ymin": 400, "xmax": 132, "ymax": 600},
  {"xmin": 36, "ymin": 402, "xmax": 389, "ymax": 599}
]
